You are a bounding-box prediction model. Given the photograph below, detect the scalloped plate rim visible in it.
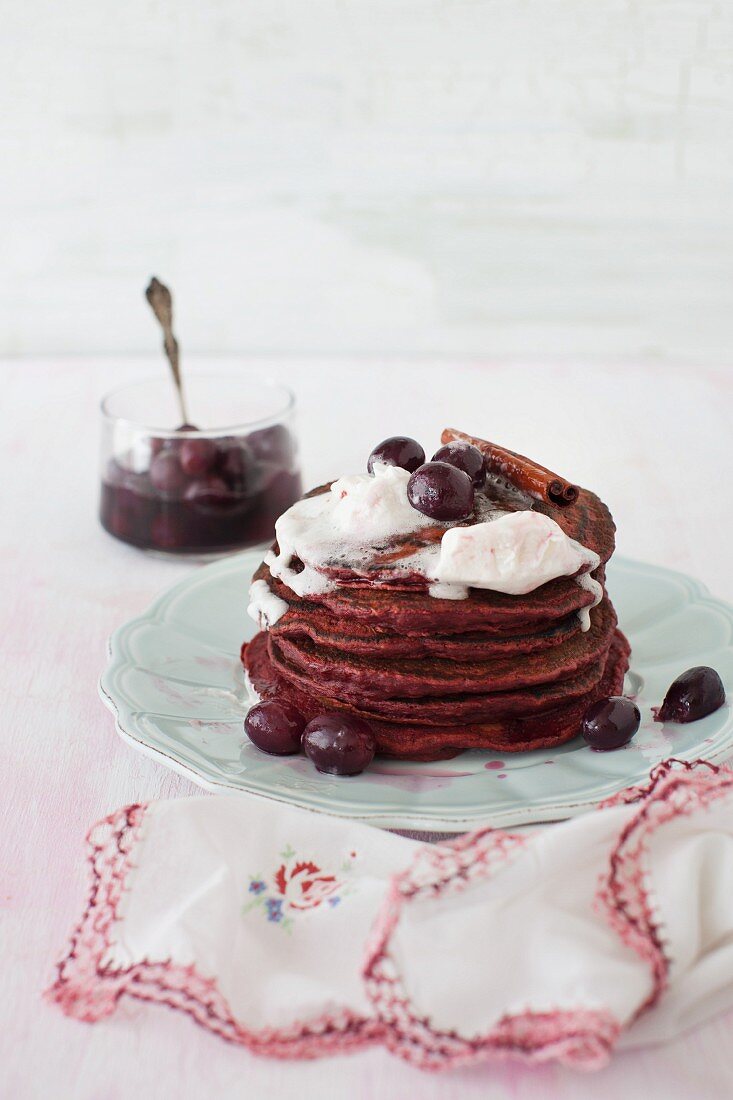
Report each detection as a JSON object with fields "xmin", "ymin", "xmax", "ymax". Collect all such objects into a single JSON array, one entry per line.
[{"xmin": 99, "ymin": 552, "xmax": 733, "ymax": 831}]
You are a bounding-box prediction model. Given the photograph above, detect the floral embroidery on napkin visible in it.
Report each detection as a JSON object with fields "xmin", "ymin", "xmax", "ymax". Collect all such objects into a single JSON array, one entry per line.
[{"xmin": 243, "ymin": 844, "xmax": 357, "ymax": 933}]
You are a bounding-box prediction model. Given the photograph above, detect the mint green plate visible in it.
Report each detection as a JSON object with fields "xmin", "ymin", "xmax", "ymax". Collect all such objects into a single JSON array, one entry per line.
[{"xmin": 99, "ymin": 551, "xmax": 733, "ymax": 832}]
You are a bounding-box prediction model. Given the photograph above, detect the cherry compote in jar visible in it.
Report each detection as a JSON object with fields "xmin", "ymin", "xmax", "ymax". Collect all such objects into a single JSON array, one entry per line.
[{"xmin": 99, "ymin": 374, "xmax": 302, "ymax": 556}]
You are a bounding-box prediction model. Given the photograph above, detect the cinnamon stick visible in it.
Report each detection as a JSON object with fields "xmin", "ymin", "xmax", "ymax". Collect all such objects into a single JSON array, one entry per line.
[{"xmin": 441, "ymin": 428, "xmax": 578, "ymax": 507}]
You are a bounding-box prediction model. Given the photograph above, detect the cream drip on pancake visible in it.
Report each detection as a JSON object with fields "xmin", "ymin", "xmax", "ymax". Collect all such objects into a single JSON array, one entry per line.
[
  {"xmin": 575, "ymin": 571, "xmax": 604, "ymax": 631},
  {"xmin": 250, "ymin": 464, "xmax": 602, "ymax": 631},
  {"xmin": 247, "ymin": 579, "xmax": 288, "ymax": 628}
]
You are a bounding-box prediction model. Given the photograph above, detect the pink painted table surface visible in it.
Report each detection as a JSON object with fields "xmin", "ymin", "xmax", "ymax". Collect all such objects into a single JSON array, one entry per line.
[{"xmin": 2, "ymin": 356, "xmax": 732, "ymax": 1100}]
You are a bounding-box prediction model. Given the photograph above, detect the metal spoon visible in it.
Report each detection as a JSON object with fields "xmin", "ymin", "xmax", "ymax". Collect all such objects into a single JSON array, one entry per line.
[{"xmin": 145, "ymin": 276, "xmax": 191, "ymax": 427}]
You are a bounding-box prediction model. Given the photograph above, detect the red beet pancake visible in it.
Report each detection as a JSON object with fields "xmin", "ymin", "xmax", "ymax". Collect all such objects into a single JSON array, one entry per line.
[
  {"xmin": 273, "ymin": 605, "xmax": 584, "ymax": 659},
  {"xmin": 269, "ymin": 599, "xmax": 617, "ymax": 700},
  {"xmin": 256, "ymin": 560, "xmax": 605, "ymax": 636},
  {"xmin": 243, "ymin": 629, "xmax": 630, "ymax": 759},
  {"xmin": 242, "ymin": 429, "xmax": 629, "ymax": 760}
]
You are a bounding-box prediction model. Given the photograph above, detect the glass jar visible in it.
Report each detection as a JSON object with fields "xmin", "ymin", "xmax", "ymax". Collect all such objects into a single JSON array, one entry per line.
[{"xmin": 99, "ymin": 374, "xmax": 301, "ymax": 556}]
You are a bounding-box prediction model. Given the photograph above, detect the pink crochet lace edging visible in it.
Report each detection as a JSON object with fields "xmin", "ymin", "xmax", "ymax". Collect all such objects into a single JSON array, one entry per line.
[
  {"xmin": 45, "ymin": 803, "xmax": 383, "ymax": 1059},
  {"xmin": 361, "ymin": 758, "xmax": 733, "ymax": 1072},
  {"xmin": 362, "ymin": 826, "xmax": 621, "ymax": 1071},
  {"xmin": 597, "ymin": 758, "xmax": 733, "ymax": 1019},
  {"xmin": 46, "ymin": 758, "xmax": 733, "ymax": 1070}
]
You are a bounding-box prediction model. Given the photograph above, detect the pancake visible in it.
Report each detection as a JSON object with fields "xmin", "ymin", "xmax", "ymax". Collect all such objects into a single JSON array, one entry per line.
[
  {"xmin": 265, "ymin": 610, "xmax": 615, "ymax": 720},
  {"xmin": 270, "ymin": 599, "xmax": 617, "ymax": 700},
  {"xmin": 243, "ymin": 629, "xmax": 630, "ymax": 759},
  {"xmin": 274, "ymin": 606, "xmax": 585, "ymax": 659},
  {"xmin": 242, "ymin": 430, "xmax": 630, "ymax": 760},
  {"xmin": 257, "ymin": 559, "xmax": 606, "ymax": 636}
]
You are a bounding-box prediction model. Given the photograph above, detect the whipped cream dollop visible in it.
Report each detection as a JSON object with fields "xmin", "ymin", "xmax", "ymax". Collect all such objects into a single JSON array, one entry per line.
[
  {"xmin": 433, "ymin": 510, "xmax": 602, "ymax": 629},
  {"xmin": 251, "ymin": 463, "xmax": 602, "ymax": 631},
  {"xmin": 328, "ymin": 463, "xmax": 433, "ymax": 539},
  {"xmin": 436, "ymin": 511, "xmax": 598, "ymax": 596},
  {"xmin": 265, "ymin": 463, "xmax": 434, "ymax": 598}
]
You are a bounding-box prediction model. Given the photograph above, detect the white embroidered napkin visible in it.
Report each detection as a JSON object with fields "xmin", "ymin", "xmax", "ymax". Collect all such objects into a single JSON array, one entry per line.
[{"xmin": 48, "ymin": 760, "xmax": 733, "ymax": 1071}]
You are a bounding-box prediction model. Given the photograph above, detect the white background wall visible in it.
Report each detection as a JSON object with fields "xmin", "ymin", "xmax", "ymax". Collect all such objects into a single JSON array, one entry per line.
[{"xmin": 2, "ymin": 1, "xmax": 733, "ymax": 363}]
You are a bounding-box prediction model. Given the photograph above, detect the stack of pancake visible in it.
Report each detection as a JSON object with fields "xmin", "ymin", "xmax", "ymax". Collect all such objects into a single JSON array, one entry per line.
[{"xmin": 243, "ymin": 432, "xmax": 630, "ymax": 761}]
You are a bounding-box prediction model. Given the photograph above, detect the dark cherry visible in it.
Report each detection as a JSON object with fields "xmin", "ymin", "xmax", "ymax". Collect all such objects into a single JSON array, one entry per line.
[
  {"xmin": 150, "ymin": 424, "xmax": 200, "ymax": 458},
  {"xmin": 183, "ymin": 476, "xmax": 233, "ymax": 513},
  {"xmin": 149, "ymin": 436, "xmax": 168, "ymax": 459},
  {"xmin": 407, "ymin": 461, "xmax": 474, "ymax": 521},
  {"xmin": 431, "ymin": 441, "xmax": 485, "ymax": 488},
  {"xmin": 179, "ymin": 436, "xmax": 218, "ymax": 477},
  {"xmin": 247, "ymin": 424, "xmax": 294, "ymax": 467},
  {"xmin": 244, "ymin": 701, "xmax": 306, "ymax": 755},
  {"xmin": 654, "ymin": 666, "xmax": 726, "ymax": 724},
  {"xmin": 217, "ymin": 438, "xmax": 255, "ymax": 492},
  {"xmin": 102, "ymin": 412, "xmax": 302, "ymax": 552},
  {"xmin": 367, "ymin": 436, "xmax": 425, "ymax": 475},
  {"xmin": 149, "ymin": 449, "xmax": 188, "ymax": 495},
  {"xmin": 302, "ymin": 713, "xmax": 376, "ymax": 776},
  {"xmin": 581, "ymin": 696, "xmax": 641, "ymax": 751}
]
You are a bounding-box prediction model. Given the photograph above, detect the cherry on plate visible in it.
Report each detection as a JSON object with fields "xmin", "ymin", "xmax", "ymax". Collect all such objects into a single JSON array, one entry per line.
[
  {"xmin": 581, "ymin": 696, "xmax": 640, "ymax": 751},
  {"xmin": 654, "ymin": 666, "xmax": 725, "ymax": 723},
  {"xmin": 431, "ymin": 441, "xmax": 485, "ymax": 488},
  {"xmin": 367, "ymin": 436, "xmax": 425, "ymax": 475},
  {"xmin": 407, "ymin": 461, "xmax": 474, "ymax": 521},
  {"xmin": 244, "ymin": 701, "xmax": 306, "ymax": 755},
  {"xmin": 302, "ymin": 714, "xmax": 376, "ymax": 776}
]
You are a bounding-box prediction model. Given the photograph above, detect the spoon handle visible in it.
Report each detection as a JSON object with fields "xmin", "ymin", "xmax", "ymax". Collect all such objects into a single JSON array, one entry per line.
[{"xmin": 145, "ymin": 277, "xmax": 190, "ymax": 425}]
